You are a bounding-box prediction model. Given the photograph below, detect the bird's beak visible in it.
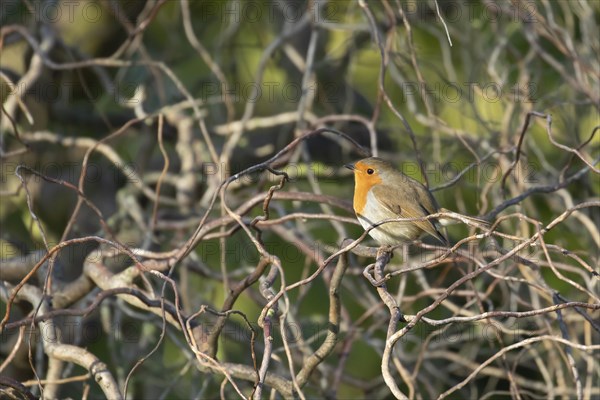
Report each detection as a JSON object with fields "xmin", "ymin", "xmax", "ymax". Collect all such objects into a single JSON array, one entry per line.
[{"xmin": 344, "ymin": 163, "xmax": 356, "ymax": 171}]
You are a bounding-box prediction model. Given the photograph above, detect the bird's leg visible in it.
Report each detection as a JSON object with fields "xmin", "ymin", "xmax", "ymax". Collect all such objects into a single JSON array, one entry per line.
[
  {"xmin": 372, "ymin": 247, "xmax": 393, "ymax": 286},
  {"xmin": 376, "ymin": 245, "xmax": 393, "ymax": 259}
]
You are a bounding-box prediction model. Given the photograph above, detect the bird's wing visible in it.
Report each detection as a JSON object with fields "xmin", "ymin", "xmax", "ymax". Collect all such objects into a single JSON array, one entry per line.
[{"xmin": 371, "ymin": 184, "xmax": 448, "ymax": 244}]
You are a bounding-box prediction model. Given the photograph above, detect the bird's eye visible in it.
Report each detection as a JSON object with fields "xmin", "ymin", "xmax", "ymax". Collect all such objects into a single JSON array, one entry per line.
[{"xmin": 367, "ymin": 168, "xmax": 374, "ymax": 175}]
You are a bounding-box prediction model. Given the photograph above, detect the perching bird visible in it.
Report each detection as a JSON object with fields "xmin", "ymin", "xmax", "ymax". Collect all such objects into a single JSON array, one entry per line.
[{"xmin": 346, "ymin": 157, "xmax": 476, "ymax": 246}]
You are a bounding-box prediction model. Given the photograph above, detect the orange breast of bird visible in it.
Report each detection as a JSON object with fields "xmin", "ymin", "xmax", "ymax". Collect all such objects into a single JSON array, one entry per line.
[{"xmin": 352, "ymin": 160, "xmax": 382, "ymax": 216}]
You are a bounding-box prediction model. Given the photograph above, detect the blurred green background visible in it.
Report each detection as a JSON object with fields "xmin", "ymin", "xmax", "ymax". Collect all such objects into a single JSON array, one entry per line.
[{"xmin": 1, "ymin": 1, "xmax": 598, "ymax": 399}]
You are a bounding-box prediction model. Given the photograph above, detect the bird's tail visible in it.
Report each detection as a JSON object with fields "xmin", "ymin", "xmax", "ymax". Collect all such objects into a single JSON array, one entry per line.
[{"xmin": 437, "ymin": 208, "xmax": 491, "ymax": 230}]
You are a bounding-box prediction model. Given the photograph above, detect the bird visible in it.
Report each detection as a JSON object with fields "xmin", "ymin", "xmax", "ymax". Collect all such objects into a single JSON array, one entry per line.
[{"xmin": 345, "ymin": 157, "xmax": 450, "ymax": 246}]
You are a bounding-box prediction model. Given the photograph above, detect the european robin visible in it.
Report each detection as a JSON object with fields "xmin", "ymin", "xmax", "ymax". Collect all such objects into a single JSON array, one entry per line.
[{"xmin": 345, "ymin": 157, "xmax": 448, "ymax": 246}]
